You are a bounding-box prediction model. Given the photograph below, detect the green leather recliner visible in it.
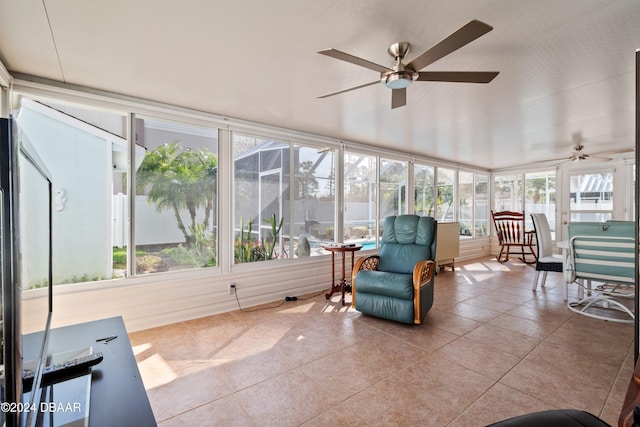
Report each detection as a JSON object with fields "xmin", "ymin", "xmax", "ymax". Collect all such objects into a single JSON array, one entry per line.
[{"xmin": 351, "ymin": 215, "xmax": 437, "ymax": 324}]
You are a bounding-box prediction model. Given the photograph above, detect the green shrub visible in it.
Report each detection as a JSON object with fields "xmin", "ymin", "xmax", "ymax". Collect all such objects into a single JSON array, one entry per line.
[
  {"xmin": 113, "ymin": 247, "xmax": 144, "ymax": 269},
  {"xmin": 161, "ymin": 245, "xmax": 216, "ymax": 268},
  {"xmin": 351, "ymin": 226, "xmax": 369, "ymax": 237}
]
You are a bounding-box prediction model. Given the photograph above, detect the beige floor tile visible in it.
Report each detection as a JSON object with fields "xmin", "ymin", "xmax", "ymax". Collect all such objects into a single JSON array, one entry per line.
[
  {"xmin": 435, "ymin": 336, "xmax": 522, "ymax": 380},
  {"xmin": 449, "ymin": 301, "xmax": 502, "ymax": 323},
  {"xmin": 300, "ymin": 338, "xmax": 404, "ymax": 396},
  {"xmin": 132, "ymin": 256, "xmax": 634, "ymax": 426},
  {"xmin": 146, "ymin": 364, "xmax": 231, "ymax": 422},
  {"xmin": 214, "ymin": 347, "xmax": 295, "ymax": 392},
  {"xmin": 426, "ymin": 308, "xmax": 483, "ymax": 336},
  {"xmin": 463, "ymin": 294, "xmax": 521, "ymax": 313},
  {"xmin": 483, "ymin": 289, "xmax": 535, "ymax": 305},
  {"xmin": 487, "ymin": 313, "xmax": 560, "ymax": 339},
  {"xmin": 546, "ymin": 316, "xmax": 633, "ymax": 363},
  {"xmin": 159, "ymin": 395, "xmax": 254, "ymax": 427},
  {"xmin": 600, "ymin": 351, "xmax": 635, "ymax": 425},
  {"xmin": 452, "ymin": 383, "xmax": 554, "ymax": 426},
  {"xmin": 500, "ymin": 358, "xmax": 611, "ymax": 414},
  {"xmin": 506, "ymin": 300, "xmax": 573, "ymax": 327},
  {"xmin": 524, "ymin": 339, "xmax": 624, "ymax": 386},
  {"xmin": 303, "ymin": 375, "xmax": 459, "ymax": 427},
  {"xmin": 395, "ymin": 353, "xmax": 495, "ymax": 412},
  {"xmin": 273, "ymin": 320, "xmax": 365, "ymax": 366},
  {"xmin": 464, "ymin": 324, "xmax": 541, "ymax": 357},
  {"xmin": 234, "ymin": 369, "xmax": 342, "ymax": 426}
]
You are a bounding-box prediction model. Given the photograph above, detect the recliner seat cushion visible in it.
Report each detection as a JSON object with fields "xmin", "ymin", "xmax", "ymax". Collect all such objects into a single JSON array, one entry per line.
[
  {"xmin": 354, "ymin": 270, "xmax": 413, "ymax": 300},
  {"xmin": 355, "ymin": 292, "xmax": 415, "ymax": 325}
]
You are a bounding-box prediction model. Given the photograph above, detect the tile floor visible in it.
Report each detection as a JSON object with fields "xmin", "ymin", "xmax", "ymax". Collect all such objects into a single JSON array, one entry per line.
[{"xmin": 129, "ymin": 256, "xmax": 635, "ymax": 426}]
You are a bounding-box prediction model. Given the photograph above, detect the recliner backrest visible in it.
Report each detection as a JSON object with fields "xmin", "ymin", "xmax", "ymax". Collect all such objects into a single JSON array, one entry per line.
[{"xmin": 378, "ymin": 215, "xmax": 436, "ymax": 274}]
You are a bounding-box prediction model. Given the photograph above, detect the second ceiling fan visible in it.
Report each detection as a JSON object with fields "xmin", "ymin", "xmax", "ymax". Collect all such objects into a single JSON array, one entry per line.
[{"xmin": 318, "ymin": 20, "xmax": 499, "ymax": 109}]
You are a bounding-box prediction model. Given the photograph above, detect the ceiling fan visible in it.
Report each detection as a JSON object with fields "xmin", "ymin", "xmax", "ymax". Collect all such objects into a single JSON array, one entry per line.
[
  {"xmin": 567, "ymin": 143, "xmax": 612, "ymax": 163},
  {"xmin": 317, "ymin": 20, "xmax": 499, "ymax": 109},
  {"xmin": 531, "ymin": 133, "xmax": 620, "ymax": 166}
]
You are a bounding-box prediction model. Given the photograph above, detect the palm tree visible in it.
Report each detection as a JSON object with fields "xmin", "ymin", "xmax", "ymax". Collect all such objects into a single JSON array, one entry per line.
[{"xmin": 136, "ymin": 142, "xmax": 217, "ymax": 248}]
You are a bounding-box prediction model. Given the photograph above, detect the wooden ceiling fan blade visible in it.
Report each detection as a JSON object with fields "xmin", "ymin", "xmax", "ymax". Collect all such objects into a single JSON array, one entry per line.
[
  {"xmin": 416, "ymin": 71, "xmax": 499, "ymax": 83},
  {"xmin": 391, "ymin": 88, "xmax": 406, "ymax": 109},
  {"xmin": 318, "ymin": 49, "xmax": 391, "ymax": 73},
  {"xmin": 587, "ymin": 155, "xmax": 612, "ymax": 162},
  {"xmin": 317, "ymin": 80, "xmax": 379, "ymax": 98},
  {"xmin": 407, "ymin": 20, "xmax": 493, "ymax": 72}
]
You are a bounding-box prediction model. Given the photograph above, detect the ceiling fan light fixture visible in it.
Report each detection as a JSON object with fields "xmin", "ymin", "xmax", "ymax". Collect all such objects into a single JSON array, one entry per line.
[{"xmin": 382, "ymin": 71, "xmax": 417, "ymax": 89}]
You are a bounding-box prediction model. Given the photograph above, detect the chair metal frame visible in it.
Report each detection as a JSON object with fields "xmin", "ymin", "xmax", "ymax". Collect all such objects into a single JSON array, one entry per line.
[{"xmin": 567, "ymin": 234, "xmax": 635, "ymax": 323}]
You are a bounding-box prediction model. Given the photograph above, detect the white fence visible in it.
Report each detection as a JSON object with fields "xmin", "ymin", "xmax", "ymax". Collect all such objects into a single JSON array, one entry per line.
[{"xmin": 112, "ymin": 194, "xmax": 197, "ymax": 247}]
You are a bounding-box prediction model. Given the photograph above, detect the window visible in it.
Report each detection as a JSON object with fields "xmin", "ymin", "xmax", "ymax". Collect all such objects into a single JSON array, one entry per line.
[
  {"xmin": 233, "ymin": 134, "xmax": 287, "ymax": 263},
  {"xmin": 459, "ymin": 172, "xmax": 473, "ymax": 235},
  {"xmin": 569, "ymin": 171, "xmax": 613, "ymax": 222},
  {"xmin": 475, "ymin": 174, "xmax": 489, "ymax": 236},
  {"xmin": 494, "ymin": 171, "xmax": 556, "ymax": 235},
  {"xmin": 459, "ymin": 172, "xmax": 488, "ymax": 237},
  {"xmin": 525, "ymin": 171, "xmax": 556, "ymax": 235},
  {"xmin": 344, "ymin": 152, "xmax": 377, "ymax": 246},
  {"xmin": 291, "ymin": 144, "xmax": 336, "ymax": 257},
  {"xmin": 134, "ymin": 117, "xmax": 218, "ymax": 273},
  {"xmin": 15, "ymin": 98, "xmax": 129, "ymax": 284},
  {"xmin": 493, "ymin": 175, "xmax": 523, "ymax": 212},
  {"xmin": 380, "ymin": 158, "xmax": 407, "ymax": 219},
  {"xmin": 436, "ymin": 167, "xmax": 455, "ymax": 222},
  {"xmin": 414, "ymin": 164, "xmax": 435, "ymax": 216},
  {"xmin": 232, "ymin": 135, "xmax": 336, "ymax": 262}
]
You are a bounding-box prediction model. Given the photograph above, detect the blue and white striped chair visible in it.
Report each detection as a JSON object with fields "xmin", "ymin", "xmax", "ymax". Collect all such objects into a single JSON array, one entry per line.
[{"xmin": 567, "ymin": 221, "xmax": 635, "ymax": 323}]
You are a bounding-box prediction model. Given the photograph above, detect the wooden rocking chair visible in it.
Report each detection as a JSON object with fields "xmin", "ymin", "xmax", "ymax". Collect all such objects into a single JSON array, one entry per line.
[{"xmin": 491, "ymin": 210, "xmax": 536, "ymax": 264}]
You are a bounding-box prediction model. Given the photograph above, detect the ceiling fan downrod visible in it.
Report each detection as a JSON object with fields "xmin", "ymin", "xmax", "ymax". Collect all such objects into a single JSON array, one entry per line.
[{"xmin": 382, "ymin": 42, "xmax": 418, "ymax": 89}]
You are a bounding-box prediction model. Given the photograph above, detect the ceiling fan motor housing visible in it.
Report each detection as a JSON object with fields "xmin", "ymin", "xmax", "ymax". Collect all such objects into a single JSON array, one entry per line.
[{"xmin": 381, "ymin": 42, "xmax": 418, "ymax": 89}]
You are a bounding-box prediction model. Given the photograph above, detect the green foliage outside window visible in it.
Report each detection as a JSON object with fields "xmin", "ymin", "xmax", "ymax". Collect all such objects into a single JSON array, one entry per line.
[
  {"xmin": 234, "ymin": 214, "xmax": 285, "ymax": 263},
  {"xmin": 136, "ymin": 142, "xmax": 217, "ymax": 267}
]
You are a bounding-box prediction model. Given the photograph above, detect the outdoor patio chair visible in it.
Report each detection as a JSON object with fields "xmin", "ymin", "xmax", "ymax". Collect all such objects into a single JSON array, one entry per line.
[{"xmin": 567, "ymin": 221, "xmax": 635, "ymax": 323}]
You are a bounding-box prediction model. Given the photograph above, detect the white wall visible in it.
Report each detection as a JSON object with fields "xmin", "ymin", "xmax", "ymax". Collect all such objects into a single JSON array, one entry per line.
[
  {"xmin": 21, "ymin": 257, "xmax": 336, "ymax": 333},
  {"xmin": 17, "ymin": 102, "xmax": 113, "ymax": 284}
]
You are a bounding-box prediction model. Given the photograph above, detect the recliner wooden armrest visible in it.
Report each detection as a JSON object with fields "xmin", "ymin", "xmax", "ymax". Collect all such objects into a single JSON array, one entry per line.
[
  {"xmin": 351, "ymin": 255, "xmax": 380, "ymax": 309},
  {"xmin": 413, "ymin": 260, "xmax": 435, "ymax": 323}
]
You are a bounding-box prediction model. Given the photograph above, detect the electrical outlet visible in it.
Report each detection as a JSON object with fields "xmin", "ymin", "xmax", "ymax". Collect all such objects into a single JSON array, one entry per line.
[{"xmin": 228, "ymin": 283, "xmax": 236, "ymax": 295}]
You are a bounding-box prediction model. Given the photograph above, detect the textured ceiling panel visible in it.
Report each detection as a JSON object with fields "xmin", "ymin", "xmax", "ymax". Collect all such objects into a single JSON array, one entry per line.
[{"xmin": 0, "ymin": 0, "xmax": 638, "ymax": 169}]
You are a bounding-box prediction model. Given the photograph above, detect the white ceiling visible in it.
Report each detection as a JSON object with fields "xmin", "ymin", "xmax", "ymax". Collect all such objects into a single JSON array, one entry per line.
[{"xmin": 0, "ymin": 0, "xmax": 638, "ymax": 170}]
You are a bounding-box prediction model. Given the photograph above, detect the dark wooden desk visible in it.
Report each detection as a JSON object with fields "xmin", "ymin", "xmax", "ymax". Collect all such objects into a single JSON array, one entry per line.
[
  {"xmin": 23, "ymin": 316, "xmax": 156, "ymax": 427},
  {"xmin": 322, "ymin": 244, "xmax": 362, "ymax": 305}
]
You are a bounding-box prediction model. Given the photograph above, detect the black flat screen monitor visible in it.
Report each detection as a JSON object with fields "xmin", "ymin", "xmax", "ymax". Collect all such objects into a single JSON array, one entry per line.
[{"xmin": 0, "ymin": 116, "xmax": 54, "ymax": 427}]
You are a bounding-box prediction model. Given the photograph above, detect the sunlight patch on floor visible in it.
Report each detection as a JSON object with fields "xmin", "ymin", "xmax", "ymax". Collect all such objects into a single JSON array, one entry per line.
[
  {"xmin": 131, "ymin": 342, "xmax": 152, "ymax": 355},
  {"xmin": 137, "ymin": 353, "xmax": 177, "ymax": 389},
  {"xmin": 461, "ymin": 261, "xmax": 512, "ymax": 272}
]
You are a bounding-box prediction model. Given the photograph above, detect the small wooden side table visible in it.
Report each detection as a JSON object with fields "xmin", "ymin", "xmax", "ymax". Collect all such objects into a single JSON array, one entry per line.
[{"xmin": 322, "ymin": 244, "xmax": 362, "ymax": 305}]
